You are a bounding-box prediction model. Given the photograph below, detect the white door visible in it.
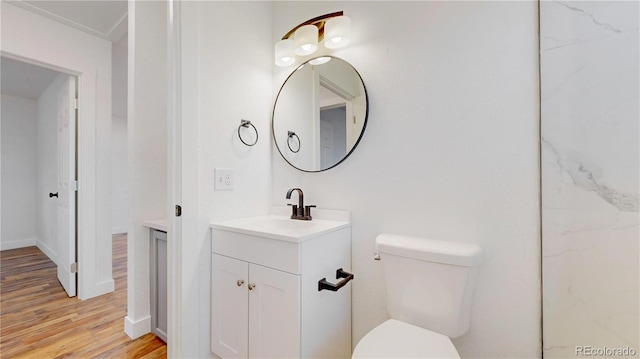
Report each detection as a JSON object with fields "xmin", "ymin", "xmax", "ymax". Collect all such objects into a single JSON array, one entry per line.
[
  {"xmin": 320, "ymin": 118, "xmax": 335, "ymax": 169},
  {"xmin": 211, "ymin": 254, "xmax": 249, "ymax": 358},
  {"xmin": 56, "ymin": 75, "xmax": 77, "ymax": 297},
  {"xmin": 248, "ymin": 264, "xmax": 300, "ymax": 359}
]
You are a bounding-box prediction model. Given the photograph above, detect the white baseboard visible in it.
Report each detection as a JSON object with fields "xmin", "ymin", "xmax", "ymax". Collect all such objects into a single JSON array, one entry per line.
[
  {"xmin": 124, "ymin": 315, "xmax": 151, "ymax": 340},
  {"xmin": 79, "ymin": 278, "xmax": 115, "ymax": 300},
  {"xmin": 96, "ymin": 279, "xmax": 115, "ymax": 294},
  {"xmin": 0, "ymin": 237, "xmax": 36, "ymax": 251},
  {"xmin": 36, "ymin": 238, "xmax": 58, "ymax": 265}
]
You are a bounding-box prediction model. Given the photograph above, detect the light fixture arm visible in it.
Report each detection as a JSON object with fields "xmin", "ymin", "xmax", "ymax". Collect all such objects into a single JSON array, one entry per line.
[{"xmin": 281, "ymin": 11, "xmax": 344, "ymax": 41}]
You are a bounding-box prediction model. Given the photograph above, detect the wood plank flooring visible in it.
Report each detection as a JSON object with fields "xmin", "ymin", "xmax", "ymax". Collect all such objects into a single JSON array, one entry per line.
[{"xmin": 0, "ymin": 234, "xmax": 167, "ymax": 358}]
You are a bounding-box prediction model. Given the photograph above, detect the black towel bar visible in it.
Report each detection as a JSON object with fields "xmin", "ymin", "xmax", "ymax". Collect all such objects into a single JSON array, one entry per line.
[{"xmin": 318, "ymin": 268, "xmax": 354, "ymax": 292}]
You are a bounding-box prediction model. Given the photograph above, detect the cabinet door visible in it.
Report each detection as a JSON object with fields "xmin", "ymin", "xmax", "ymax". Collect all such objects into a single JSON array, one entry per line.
[
  {"xmin": 248, "ymin": 264, "xmax": 300, "ymax": 358},
  {"xmin": 212, "ymin": 254, "xmax": 249, "ymax": 358},
  {"xmin": 152, "ymin": 230, "xmax": 168, "ymax": 342}
]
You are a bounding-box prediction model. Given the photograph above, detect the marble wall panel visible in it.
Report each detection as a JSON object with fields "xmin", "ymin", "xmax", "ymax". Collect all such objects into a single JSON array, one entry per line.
[{"xmin": 541, "ymin": 1, "xmax": 639, "ymax": 357}]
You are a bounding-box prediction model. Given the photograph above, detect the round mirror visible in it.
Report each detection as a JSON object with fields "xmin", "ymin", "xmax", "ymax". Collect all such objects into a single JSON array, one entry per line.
[{"xmin": 272, "ymin": 56, "xmax": 368, "ymax": 172}]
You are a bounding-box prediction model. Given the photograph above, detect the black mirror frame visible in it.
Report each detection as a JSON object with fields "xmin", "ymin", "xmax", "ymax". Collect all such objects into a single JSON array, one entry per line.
[{"xmin": 271, "ymin": 56, "xmax": 369, "ymax": 173}]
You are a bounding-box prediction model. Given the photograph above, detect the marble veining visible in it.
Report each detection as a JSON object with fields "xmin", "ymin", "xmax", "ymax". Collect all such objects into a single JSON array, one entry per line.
[
  {"xmin": 542, "ymin": 137, "xmax": 639, "ymax": 212},
  {"xmin": 542, "ymin": 245, "xmax": 595, "ymax": 259},
  {"xmin": 541, "ymin": 1, "xmax": 639, "ymax": 357},
  {"xmin": 555, "ymin": 1, "xmax": 622, "ymax": 34}
]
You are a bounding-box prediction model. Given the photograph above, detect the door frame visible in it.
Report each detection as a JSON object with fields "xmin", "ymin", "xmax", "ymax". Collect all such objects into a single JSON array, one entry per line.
[
  {"xmin": 2, "ymin": 4, "xmax": 115, "ymax": 300},
  {"xmin": 0, "ymin": 50, "xmax": 113, "ymax": 301},
  {"xmin": 167, "ymin": 0, "xmax": 200, "ymax": 356},
  {"xmin": 166, "ymin": 1, "xmax": 182, "ymax": 355},
  {"xmin": 1, "ymin": 52, "xmax": 80, "ymax": 294}
]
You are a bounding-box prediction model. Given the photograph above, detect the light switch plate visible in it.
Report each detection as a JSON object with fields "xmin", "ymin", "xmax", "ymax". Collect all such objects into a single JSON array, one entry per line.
[{"xmin": 214, "ymin": 168, "xmax": 234, "ymax": 191}]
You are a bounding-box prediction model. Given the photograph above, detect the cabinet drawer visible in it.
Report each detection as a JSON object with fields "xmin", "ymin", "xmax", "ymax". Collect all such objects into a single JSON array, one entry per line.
[{"xmin": 212, "ymin": 229, "xmax": 301, "ymax": 274}]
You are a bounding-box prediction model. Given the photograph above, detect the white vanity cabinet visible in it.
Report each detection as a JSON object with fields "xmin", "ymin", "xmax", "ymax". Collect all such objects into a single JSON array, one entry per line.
[
  {"xmin": 212, "ymin": 254, "xmax": 300, "ymax": 358},
  {"xmin": 210, "ymin": 213, "xmax": 352, "ymax": 359}
]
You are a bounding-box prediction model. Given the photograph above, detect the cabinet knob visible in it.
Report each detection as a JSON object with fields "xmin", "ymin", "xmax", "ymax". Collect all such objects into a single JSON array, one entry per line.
[
  {"xmin": 237, "ymin": 280, "xmax": 245, "ymax": 287},
  {"xmin": 248, "ymin": 283, "xmax": 256, "ymax": 290}
]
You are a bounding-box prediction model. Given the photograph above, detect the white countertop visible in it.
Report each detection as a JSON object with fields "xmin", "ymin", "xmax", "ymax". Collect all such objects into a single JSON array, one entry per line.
[
  {"xmin": 210, "ymin": 207, "xmax": 350, "ymax": 242},
  {"xmin": 143, "ymin": 218, "xmax": 168, "ymax": 232}
]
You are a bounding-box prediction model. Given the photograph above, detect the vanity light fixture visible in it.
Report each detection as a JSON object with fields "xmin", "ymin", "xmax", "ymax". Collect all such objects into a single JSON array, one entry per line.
[
  {"xmin": 294, "ymin": 24, "xmax": 318, "ymax": 56},
  {"xmin": 324, "ymin": 15, "xmax": 351, "ymax": 49},
  {"xmin": 275, "ymin": 11, "xmax": 351, "ymax": 67},
  {"xmin": 275, "ymin": 39, "xmax": 296, "ymax": 67}
]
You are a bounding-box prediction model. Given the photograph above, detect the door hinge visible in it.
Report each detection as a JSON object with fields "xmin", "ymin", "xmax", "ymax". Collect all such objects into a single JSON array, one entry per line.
[
  {"xmin": 73, "ymin": 98, "xmax": 78, "ymax": 110},
  {"xmin": 71, "ymin": 180, "xmax": 79, "ymax": 191},
  {"xmin": 70, "ymin": 262, "xmax": 78, "ymax": 273},
  {"xmin": 175, "ymin": 205, "xmax": 182, "ymax": 217}
]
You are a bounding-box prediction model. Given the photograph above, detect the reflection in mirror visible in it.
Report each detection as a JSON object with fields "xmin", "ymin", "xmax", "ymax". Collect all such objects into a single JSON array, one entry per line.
[{"xmin": 272, "ymin": 56, "xmax": 368, "ymax": 172}]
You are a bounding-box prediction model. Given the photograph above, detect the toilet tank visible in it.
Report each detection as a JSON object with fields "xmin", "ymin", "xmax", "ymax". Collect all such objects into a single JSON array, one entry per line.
[{"xmin": 376, "ymin": 233, "xmax": 482, "ymax": 338}]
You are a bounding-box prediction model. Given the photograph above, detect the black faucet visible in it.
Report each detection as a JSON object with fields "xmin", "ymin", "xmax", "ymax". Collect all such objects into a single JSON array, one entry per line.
[{"xmin": 286, "ymin": 188, "xmax": 316, "ymax": 220}]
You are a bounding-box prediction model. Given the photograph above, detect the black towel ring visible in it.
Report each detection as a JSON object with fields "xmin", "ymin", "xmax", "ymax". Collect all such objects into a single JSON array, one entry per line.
[
  {"xmin": 287, "ymin": 131, "xmax": 301, "ymax": 153},
  {"xmin": 238, "ymin": 120, "xmax": 258, "ymax": 146}
]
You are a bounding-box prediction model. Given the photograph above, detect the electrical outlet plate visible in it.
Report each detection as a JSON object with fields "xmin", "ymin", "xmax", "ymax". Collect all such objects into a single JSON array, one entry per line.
[{"xmin": 214, "ymin": 168, "xmax": 234, "ymax": 191}]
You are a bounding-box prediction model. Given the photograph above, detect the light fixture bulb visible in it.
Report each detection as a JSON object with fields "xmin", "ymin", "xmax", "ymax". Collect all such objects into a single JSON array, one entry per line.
[
  {"xmin": 294, "ymin": 24, "xmax": 318, "ymax": 56},
  {"xmin": 324, "ymin": 15, "xmax": 351, "ymax": 49},
  {"xmin": 275, "ymin": 39, "xmax": 295, "ymax": 67},
  {"xmin": 309, "ymin": 57, "xmax": 331, "ymax": 66}
]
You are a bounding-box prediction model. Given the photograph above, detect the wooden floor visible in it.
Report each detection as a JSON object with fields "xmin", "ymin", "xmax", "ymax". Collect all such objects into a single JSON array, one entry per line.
[{"xmin": 0, "ymin": 234, "xmax": 167, "ymax": 358}]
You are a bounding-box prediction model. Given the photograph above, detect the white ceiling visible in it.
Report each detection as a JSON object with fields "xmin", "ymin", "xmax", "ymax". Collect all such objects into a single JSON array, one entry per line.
[
  {"xmin": 8, "ymin": 0, "xmax": 128, "ymax": 42},
  {"xmin": 1, "ymin": 2, "xmax": 127, "ymax": 99},
  {"xmin": 1, "ymin": 57, "xmax": 61, "ymax": 100}
]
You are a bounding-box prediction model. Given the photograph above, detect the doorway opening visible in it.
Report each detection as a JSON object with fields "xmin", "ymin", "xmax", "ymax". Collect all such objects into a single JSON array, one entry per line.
[{"xmin": 1, "ymin": 56, "xmax": 78, "ymax": 297}]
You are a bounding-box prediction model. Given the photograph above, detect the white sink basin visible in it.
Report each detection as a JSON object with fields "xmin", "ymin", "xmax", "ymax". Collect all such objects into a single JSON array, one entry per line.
[{"xmin": 210, "ymin": 212, "xmax": 350, "ymax": 242}]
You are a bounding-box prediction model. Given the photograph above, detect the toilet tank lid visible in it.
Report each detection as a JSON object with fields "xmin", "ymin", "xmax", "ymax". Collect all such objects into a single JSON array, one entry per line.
[{"xmin": 376, "ymin": 233, "xmax": 482, "ymax": 267}]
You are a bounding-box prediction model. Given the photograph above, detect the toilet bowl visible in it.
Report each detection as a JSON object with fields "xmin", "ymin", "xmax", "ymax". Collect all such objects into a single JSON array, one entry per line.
[
  {"xmin": 352, "ymin": 319, "xmax": 459, "ymax": 359},
  {"xmin": 352, "ymin": 233, "xmax": 482, "ymax": 359}
]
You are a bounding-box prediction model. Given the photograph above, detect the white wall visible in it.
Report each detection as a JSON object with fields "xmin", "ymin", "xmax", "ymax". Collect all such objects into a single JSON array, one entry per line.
[
  {"xmin": 126, "ymin": 0, "xmax": 167, "ymax": 339},
  {"xmin": 1, "ymin": 2, "xmax": 113, "ymax": 300},
  {"xmin": 0, "ymin": 95, "xmax": 38, "ymax": 250},
  {"xmin": 112, "ymin": 35, "xmax": 128, "ymax": 235},
  {"xmin": 272, "ymin": 2, "xmax": 540, "ymax": 358},
  {"xmin": 35, "ymin": 74, "xmax": 70, "ymax": 262},
  {"xmin": 112, "ymin": 115, "xmax": 128, "ymax": 235},
  {"xmin": 172, "ymin": 1, "xmax": 273, "ymax": 356},
  {"xmin": 541, "ymin": 2, "xmax": 639, "ymax": 357}
]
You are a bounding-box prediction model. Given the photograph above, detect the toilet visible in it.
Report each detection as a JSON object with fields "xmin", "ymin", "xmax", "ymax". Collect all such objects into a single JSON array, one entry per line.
[{"xmin": 353, "ymin": 233, "xmax": 482, "ymax": 358}]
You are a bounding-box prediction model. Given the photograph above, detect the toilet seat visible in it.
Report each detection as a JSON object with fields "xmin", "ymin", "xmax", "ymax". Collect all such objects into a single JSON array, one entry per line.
[{"xmin": 352, "ymin": 319, "xmax": 460, "ymax": 359}]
